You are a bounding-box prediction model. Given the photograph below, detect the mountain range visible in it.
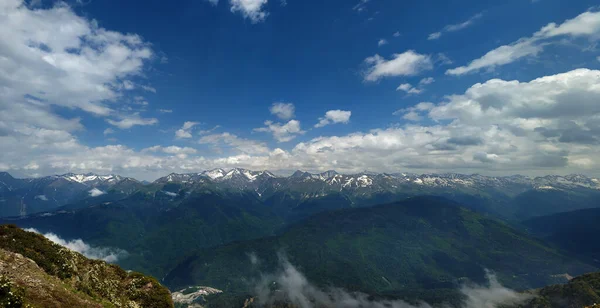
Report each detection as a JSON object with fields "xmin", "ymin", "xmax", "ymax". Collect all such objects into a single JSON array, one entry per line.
[
  {"xmin": 3, "ymin": 168, "xmax": 600, "ymax": 307},
  {"xmin": 0, "ymin": 171, "xmax": 143, "ymax": 217},
  {"xmin": 2, "ymin": 169, "xmax": 600, "ymax": 219}
]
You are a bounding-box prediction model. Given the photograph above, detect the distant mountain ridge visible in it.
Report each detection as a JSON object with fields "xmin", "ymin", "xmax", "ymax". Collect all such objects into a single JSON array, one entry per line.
[
  {"xmin": 0, "ymin": 171, "xmax": 142, "ymax": 217},
  {"xmin": 2, "ymin": 169, "xmax": 600, "ymax": 219}
]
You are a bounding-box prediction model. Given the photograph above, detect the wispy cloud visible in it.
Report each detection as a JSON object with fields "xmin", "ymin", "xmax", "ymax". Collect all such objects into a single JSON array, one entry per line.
[
  {"xmin": 25, "ymin": 228, "xmax": 128, "ymax": 263},
  {"xmin": 428, "ymin": 12, "xmax": 484, "ymax": 40},
  {"xmin": 175, "ymin": 121, "xmax": 200, "ymax": 139},
  {"xmin": 447, "ymin": 10, "xmax": 600, "ymax": 75},
  {"xmin": 254, "ymin": 256, "xmax": 531, "ymax": 308},
  {"xmin": 353, "ymin": 0, "xmax": 370, "ymax": 12}
]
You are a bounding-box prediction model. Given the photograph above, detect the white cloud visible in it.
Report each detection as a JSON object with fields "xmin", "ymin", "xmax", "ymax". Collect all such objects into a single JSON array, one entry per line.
[
  {"xmin": 140, "ymin": 85, "xmax": 157, "ymax": 93},
  {"xmin": 122, "ymin": 80, "xmax": 135, "ymax": 90},
  {"xmin": 3, "ymin": 68, "xmax": 600, "ymax": 180},
  {"xmin": 199, "ymin": 132, "xmax": 270, "ymax": 154},
  {"xmin": 182, "ymin": 121, "xmax": 199, "ymax": 130},
  {"xmin": 428, "ymin": 12, "xmax": 483, "ymax": 40},
  {"xmin": 393, "ymin": 102, "xmax": 435, "ymax": 121},
  {"xmin": 103, "ymin": 128, "xmax": 115, "ymax": 136},
  {"xmin": 363, "ymin": 51, "xmax": 432, "ymax": 81},
  {"xmin": 106, "ymin": 113, "xmax": 158, "ymax": 129},
  {"xmin": 255, "ymin": 120, "xmax": 305, "ymax": 142},
  {"xmin": 0, "ymin": 0, "xmax": 162, "ymax": 177},
  {"xmin": 230, "ymin": 0, "xmax": 269, "ymax": 23},
  {"xmin": 205, "ymin": 0, "xmax": 219, "ymax": 5},
  {"xmin": 428, "ymin": 32, "xmax": 442, "ymax": 40},
  {"xmin": 163, "ymin": 191, "xmax": 177, "ymax": 197},
  {"xmin": 24, "ymin": 162, "xmax": 39, "ymax": 170},
  {"xmin": 393, "ymin": 31, "xmax": 401, "ymax": 37},
  {"xmin": 24, "ymin": 228, "xmax": 127, "ymax": 263},
  {"xmin": 175, "ymin": 121, "xmax": 200, "ymax": 139},
  {"xmin": 447, "ymin": 10, "xmax": 600, "ymax": 75},
  {"xmin": 158, "ymin": 109, "xmax": 173, "ymax": 113},
  {"xmin": 143, "ymin": 145, "xmax": 198, "ymax": 155},
  {"xmin": 315, "ymin": 110, "xmax": 352, "ymax": 128},
  {"xmin": 0, "ymin": 0, "xmax": 153, "ymax": 128},
  {"xmin": 89, "ymin": 188, "xmax": 105, "ymax": 197},
  {"xmin": 446, "ymin": 39, "xmax": 543, "ymax": 76},
  {"xmin": 396, "ymin": 83, "xmax": 422, "ymax": 94},
  {"xmin": 401, "ymin": 111, "xmax": 423, "ymax": 121},
  {"xmin": 377, "ymin": 39, "xmax": 388, "ymax": 47},
  {"xmin": 395, "ymin": 78, "xmax": 433, "ymax": 95},
  {"xmin": 270, "ymin": 102, "xmax": 295, "ymax": 120},
  {"xmin": 35, "ymin": 195, "xmax": 48, "ymax": 201},
  {"xmin": 419, "ymin": 77, "xmax": 435, "ymax": 85}
]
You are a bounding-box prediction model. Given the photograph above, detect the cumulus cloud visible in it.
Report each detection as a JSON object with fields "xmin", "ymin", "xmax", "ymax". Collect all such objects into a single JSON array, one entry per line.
[
  {"xmin": 0, "ymin": 0, "xmax": 153, "ymax": 131},
  {"xmin": 255, "ymin": 120, "xmax": 305, "ymax": 142},
  {"xmin": 428, "ymin": 12, "xmax": 483, "ymax": 40},
  {"xmin": 103, "ymin": 128, "xmax": 115, "ymax": 136},
  {"xmin": 447, "ymin": 10, "xmax": 600, "ymax": 75},
  {"xmin": 315, "ymin": 110, "xmax": 352, "ymax": 128},
  {"xmin": 255, "ymin": 257, "xmax": 530, "ymax": 308},
  {"xmin": 3, "ymin": 69, "xmax": 600, "ymax": 180},
  {"xmin": 25, "ymin": 228, "xmax": 127, "ymax": 263},
  {"xmin": 364, "ymin": 51, "xmax": 432, "ymax": 81},
  {"xmin": 270, "ymin": 102, "xmax": 296, "ymax": 120},
  {"xmin": 89, "ymin": 188, "xmax": 106, "ymax": 197},
  {"xmin": 175, "ymin": 121, "xmax": 200, "ymax": 139},
  {"xmin": 378, "ymin": 39, "xmax": 388, "ymax": 47},
  {"xmin": 230, "ymin": 0, "xmax": 269, "ymax": 23}
]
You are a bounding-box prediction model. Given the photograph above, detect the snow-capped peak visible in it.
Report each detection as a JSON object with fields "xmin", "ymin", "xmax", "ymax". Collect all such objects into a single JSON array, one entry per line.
[
  {"xmin": 61, "ymin": 173, "xmax": 122, "ymax": 185},
  {"xmin": 202, "ymin": 169, "xmax": 226, "ymax": 180}
]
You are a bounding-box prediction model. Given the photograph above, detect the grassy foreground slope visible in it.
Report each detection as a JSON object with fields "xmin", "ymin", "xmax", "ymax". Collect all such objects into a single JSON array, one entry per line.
[{"xmin": 0, "ymin": 224, "xmax": 173, "ymax": 308}]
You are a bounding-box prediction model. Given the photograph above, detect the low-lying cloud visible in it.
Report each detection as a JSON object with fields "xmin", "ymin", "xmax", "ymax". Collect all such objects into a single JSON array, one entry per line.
[
  {"xmin": 24, "ymin": 228, "xmax": 127, "ymax": 263},
  {"xmin": 89, "ymin": 188, "xmax": 106, "ymax": 197},
  {"xmin": 254, "ymin": 256, "xmax": 531, "ymax": 308}
]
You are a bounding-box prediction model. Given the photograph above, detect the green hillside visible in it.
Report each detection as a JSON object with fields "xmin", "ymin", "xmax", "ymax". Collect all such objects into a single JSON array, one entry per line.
[
  {"xmin": 6, "ymin": 189, "xmax": 284, "ymax": 277},
  {"xmin": 163, "ymin": 196, "xmax": 594, "ymax": 297}
]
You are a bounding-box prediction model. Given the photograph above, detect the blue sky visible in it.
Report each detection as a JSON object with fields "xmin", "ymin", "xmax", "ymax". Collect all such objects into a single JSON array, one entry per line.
[{"xmin": 1, "ymin": 0, "xmax": 600, "ymax": 180}]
